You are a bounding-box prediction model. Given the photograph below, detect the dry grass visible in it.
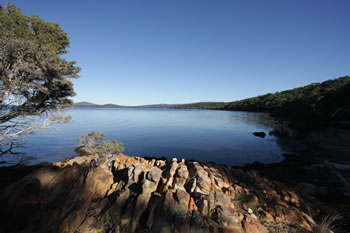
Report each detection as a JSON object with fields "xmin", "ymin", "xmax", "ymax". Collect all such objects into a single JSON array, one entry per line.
[{"xmin": 312, "ymin": 213, "xmax": 342, "ymax": 233}]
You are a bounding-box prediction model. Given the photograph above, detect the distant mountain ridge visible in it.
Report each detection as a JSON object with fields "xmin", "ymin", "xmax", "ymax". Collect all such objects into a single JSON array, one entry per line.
[
  {"xmin": 74, "ymin": 102, "xmax": 179, "ymax": 109},
  {"xmin": 74, "ymin": 102, "xmax": 122, "ymax": 108}
]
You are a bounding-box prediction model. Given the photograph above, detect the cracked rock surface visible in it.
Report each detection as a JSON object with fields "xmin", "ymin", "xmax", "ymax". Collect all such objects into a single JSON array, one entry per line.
[{"xmin": 1, "ymin": 151, "xmax": 317, "ymax": 233}]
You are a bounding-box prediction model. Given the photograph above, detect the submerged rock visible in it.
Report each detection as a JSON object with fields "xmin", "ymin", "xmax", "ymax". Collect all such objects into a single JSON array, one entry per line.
[
  {"xmin": 253, "ymin": 132, "xmax": 266, "ymax": 138},
  {"xmin": 0, "ymin": 151, "xmax": 317, "ymax": 233}
]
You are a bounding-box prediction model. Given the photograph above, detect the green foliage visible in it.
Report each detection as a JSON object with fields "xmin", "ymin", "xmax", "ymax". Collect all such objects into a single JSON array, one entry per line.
[
  {"xmin": 101, "ymin": 140, "xmax": 124, "ymax": 155},
  {"xmin": 253, "ymin": 202, "xmax": 265, "ymax": 217},
  {"xmin": 235, "ymin": 191, "xmax": 254, "ymax": 204},
  {"xmin": 173, "ymin": 76, "xmax": 350, "ymax": 130},
  {"xmin": 77, "ymin": 132, "xmax": 124, "ymax": 167},
  {"xmin": 88, "ymin": 131, "xmax": 106, "ymax": 141},
  {"xmin": 0, "ymin": 3, "xmax": 80, "ymax": 155},
  {"xmin": 223, "ymin": 76, "xmax": 350, "ymax": 129},
  {"xmin": 0, "ymin": 3, "xmax": 80, "ymax": 124},
  {"xmin": 174, "ymin": 102, "xmax": 227, "ymax": 110},
  {"xmin": 253, "ymin": 206, "xmax": 264, "ymax": 217},
  {"xmin": 77, "ymin": 132, "xmax": 106, "ymax": 147},
  {"xmin": 97, "ymin": 140, "xmax": 124, "ymax": 166}
]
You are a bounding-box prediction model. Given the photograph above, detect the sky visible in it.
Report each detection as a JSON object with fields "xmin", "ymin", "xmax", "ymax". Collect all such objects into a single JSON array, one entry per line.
[{"xmin": 2, "ymin": 0, "xmax": 350, "ymax": 105}]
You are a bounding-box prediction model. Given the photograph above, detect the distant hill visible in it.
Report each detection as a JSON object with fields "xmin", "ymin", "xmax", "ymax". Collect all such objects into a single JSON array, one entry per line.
[
  {"xmin": 135, "ymin": 104, "xmax": 179, "ymax": 108},
  {"xmin": 74, "ymin": 102, "xmax": 122, "ymax": 108},
  {"xmin": 74, "ymin": 102, "xmax": 98, "ymax": 107},
  {"xmin": 74, "ymin": 102, "xmax": 179, "ymax": 109}
]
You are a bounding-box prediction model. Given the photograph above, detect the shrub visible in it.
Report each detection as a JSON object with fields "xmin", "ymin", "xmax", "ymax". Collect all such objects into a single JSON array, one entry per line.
[
  {"xmin": 235, "ymin": 191, "xmax": 254, "ymax": 204},
  {"xmin": 77, "ymin": 132, "xmax": 124, "ymax": 168},
  {"xmin": 77, "ymin": 131, "xmax": 106, "ymax": 147},
  {"xmin": 95, "ymin": 140, "xmax": 124, "ymax": 166},
  {"xmin": 101, "ymin": 140, "xmax": 124, "ymax": 155}
]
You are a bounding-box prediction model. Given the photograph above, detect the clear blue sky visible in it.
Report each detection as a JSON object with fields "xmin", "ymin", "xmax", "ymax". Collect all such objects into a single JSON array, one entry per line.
[{"xmin": 2, "ymin": 0, "xmax": 350, "ymax": 105}]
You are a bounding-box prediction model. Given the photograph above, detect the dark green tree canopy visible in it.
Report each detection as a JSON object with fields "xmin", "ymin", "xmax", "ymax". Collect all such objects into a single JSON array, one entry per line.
[{"xmin": 0, "ymin": 3, "xmax": 80, "ymax": 154}]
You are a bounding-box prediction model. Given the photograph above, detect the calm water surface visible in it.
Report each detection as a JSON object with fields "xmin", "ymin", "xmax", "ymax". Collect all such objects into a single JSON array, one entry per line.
[{"xmin": 5, "ymin": 108, "xmax": 285, "ymax": 165}]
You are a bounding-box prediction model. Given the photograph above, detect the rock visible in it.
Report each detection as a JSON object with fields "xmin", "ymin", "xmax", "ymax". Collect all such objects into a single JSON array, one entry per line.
[
  {"xmin": 262, "ymin": 211, "xmax": 274, "ymax": 222},
  {"xmin": 0, "ymin": 152, "xmax": 317, "ymax": 233},
  {"xmin": 133, "ymin": 162, "xmax": 147, "ymax": 183},
  {"xmin": 191, "ymin": 163, "xmax": 212, "ymax": 194},
  {"xmin": 174, "ymin": 189, "xmax": 190, "ymax": 209},
  {"xmin": 173, "ymin": 189, "xmax": 191, "ymax": 232},
  {"xmin": 147, "ymin": 166, "xmax": 162, "ymax": 182},
  {"xmin": 165, "ymin": 159, "xmax": 178, "ymax": 189},
  {"xmin": 85, "ymin": 163, "xmax": 114, "ymax": 199},
  {"xmin": 212, "ymin": 205, "xmax": 240, "ymax": 228},
  {"xmin": 54, "ymin": 154, "xmax": 94, "ymax": 167},
  {"xmin": 213, "ymin": 191, "xmax": 233, "ymax": 209},
  {"xmin": 243, "ymin": 221, "xmax": 261, "ymax": 233},
  {"xmin": 253, "ymin": 132, "xmax": 266, "ymax": 138},
  {"xmin": 174, "ymin": 164, "xmax": 189, "ymax": 189}
]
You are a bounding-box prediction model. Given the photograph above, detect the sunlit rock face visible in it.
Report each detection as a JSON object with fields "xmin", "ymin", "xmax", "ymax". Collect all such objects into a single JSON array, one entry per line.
[{"xmin": 1, "ymin": 151, "xmax": 316, "ymax": 233}]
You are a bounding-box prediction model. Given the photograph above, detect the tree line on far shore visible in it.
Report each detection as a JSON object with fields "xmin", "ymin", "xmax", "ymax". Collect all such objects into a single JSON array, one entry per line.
[{"xmin": 174, "ymin": 76, "xmax": 350, "ymax": 130}]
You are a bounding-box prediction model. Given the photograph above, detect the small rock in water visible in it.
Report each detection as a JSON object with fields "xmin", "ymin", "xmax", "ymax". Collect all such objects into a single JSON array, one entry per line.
[{"xmin": 253, "ymin": 132, "xmax": 266, "ymax": 138}]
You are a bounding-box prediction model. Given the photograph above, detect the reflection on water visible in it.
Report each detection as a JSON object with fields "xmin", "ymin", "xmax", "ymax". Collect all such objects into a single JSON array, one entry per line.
[{"xmin": 3, "ymin": 108, "xmax": 285, "ymax": 166}]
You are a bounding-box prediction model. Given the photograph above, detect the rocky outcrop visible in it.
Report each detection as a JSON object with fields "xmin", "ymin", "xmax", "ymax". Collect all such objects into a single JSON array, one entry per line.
[{"xmin": 1, "ymin": 152, "xmax": 317, "ymax": 233}]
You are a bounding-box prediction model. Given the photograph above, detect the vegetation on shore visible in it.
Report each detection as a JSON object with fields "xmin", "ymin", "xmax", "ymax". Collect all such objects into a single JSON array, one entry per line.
[
  {"xmin": 172, "ymin": 101, "xmax": 227, "ymax": 110},
  {"xmin": 222, "ymin": 76, "xmax": 350, "ymax": 129},
  {"xmin": 173, "ymin": 76, "xmax": 350, "ymax": 130}
]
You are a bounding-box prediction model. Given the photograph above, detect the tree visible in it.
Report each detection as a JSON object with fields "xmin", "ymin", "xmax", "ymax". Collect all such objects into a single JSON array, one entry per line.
[{"xmin": 0, "ymin": 3, "xmax": 80, "ymax": 155}]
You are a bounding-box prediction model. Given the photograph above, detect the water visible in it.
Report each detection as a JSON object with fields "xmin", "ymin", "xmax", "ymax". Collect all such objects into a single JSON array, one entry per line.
[{"xmin": 3, "ymin": 108, "xmax": 285, "ymax": 166}]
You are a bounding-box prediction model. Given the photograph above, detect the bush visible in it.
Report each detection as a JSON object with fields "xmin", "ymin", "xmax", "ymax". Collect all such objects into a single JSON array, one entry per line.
[
  {"xmin": 77, "ymin": 132, "xmax": 124, "ymax": 168},
  {"xmin": 94, "ymin": 140, "xmax": 124, "ymax": 167},
  {"xmin": 77, "ymin": 131, "xmax": 106, "ymax": 147},
  {"xmin": 101, "ymin": 140, "xmax": 124, "ymax": 155}
]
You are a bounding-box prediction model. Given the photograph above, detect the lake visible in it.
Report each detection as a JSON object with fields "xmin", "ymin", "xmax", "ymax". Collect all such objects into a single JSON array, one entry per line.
[{"xmin": 4, "ymin": 108, "xmax": 286, "ymax": 166}]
